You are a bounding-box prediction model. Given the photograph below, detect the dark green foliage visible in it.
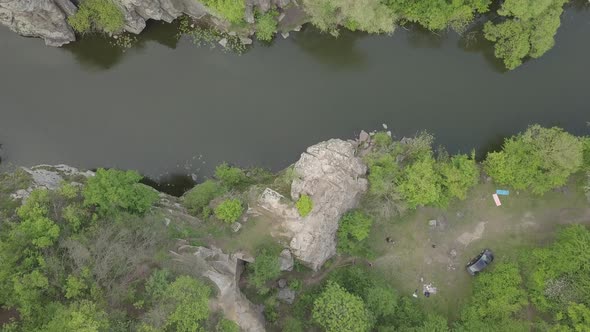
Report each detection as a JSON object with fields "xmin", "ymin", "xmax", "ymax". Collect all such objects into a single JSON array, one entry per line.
[
  {"xmin": 68, "ymin": 0, "xmax": 125, "ymax": 34},
  {"xmin": 296, "ymin": 194, "xmax": 313, "ymax": 217},
  {"xmin": 484, "ymin": 125, "xmax": 583, "ymax": 194},
  {"xmin": 264, "ymin": 296, "xmax": 280, "ymax": 323},
  {"xmin": 312, "ymin": 281, "xmax": 372, "ymax": 332},
  {"xmin": 282, "ymin": 317, "xmax": 304, "ymax": 332},
  {"xmin": 256, "ymin": 10, "xmax": 278, "ymax": 42},
  {"xmin": 483, "ymin": 0, "xmax": 567, "ymax": 69},
  {"xmin": 83, "ymin": 168, "xmax": 158, "ymax": 216},
  {"xmin": 248, "ymin": 246, "xmax": 281, "ymax": 294},
  {"xmin": 215, "ymin": 163, "xmax": 247, "ymax": 188},
  {"xmin": 337, "ymin": 210, "xmax": 373, "ymax": 256},
  {"xmin": 214, "ymin": 198, "xmax": 243, "ymax": 223},
  {"xmin": 145, "ymin": 269, "xmax": 171, "ymax": 303},
  {"xmin": 183, "ymin": 180, "xmax": 226, "ymax": 217}
]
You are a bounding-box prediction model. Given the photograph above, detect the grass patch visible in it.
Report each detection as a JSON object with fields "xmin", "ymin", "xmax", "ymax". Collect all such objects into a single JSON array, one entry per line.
[{"xmin": 68, "ymin": 0, "xmax": 125, "ymax": 34}]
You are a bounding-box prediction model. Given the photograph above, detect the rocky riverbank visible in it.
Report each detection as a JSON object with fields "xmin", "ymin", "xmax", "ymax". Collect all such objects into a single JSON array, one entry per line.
[{"xmin": 0, "ymin": 0, "xmax": 306, "ymax": 47}]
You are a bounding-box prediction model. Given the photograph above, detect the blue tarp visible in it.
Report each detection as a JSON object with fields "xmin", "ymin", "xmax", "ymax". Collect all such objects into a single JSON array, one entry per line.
[{"xmin": 496, "ymin": 190, "xmax": 510, "ymax": 196}]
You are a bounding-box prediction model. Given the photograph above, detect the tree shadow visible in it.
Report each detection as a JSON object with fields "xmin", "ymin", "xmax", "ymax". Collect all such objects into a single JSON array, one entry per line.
[
  {"xmin": 62, "ymin": 20, "xmax": 181, "ymax": 71},
  {"xmin": 292, "ymin": 26, "xmax": 368, "ymax": 70},
  {"xmin": 456, "ymin": 15, "xmax": 507, "ymax": 73},
  {"xmin": 402, "ymin": 23, "xmax": 449, "ymax": 49},
  {"xmin": 141, "ymin": 172, "xmax": 196, "ymax": 197}
]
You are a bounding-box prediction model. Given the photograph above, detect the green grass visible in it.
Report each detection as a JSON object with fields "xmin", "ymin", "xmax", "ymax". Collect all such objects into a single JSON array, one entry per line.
[{"xmin": 68, "ymin": 0, "xmax": 125, "ymax": 34}]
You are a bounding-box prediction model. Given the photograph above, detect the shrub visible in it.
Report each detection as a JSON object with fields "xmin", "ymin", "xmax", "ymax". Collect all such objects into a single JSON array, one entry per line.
[
  {"xmin": 296, "ymin": 194, "xmax": 313, "ymax": 217},
  {"xmin": 216, "ymin": 318, "xmax": 239, "ymax": 332},
  {"xmin": 183, "ymin": 180, "xmax": 226, "ymax": 217},
  {"xmin": 256, "ymin": 10, "xmax": 278, "ymax": 42},
  {"xmin": 484, "ymin": 125, "xmax": 583, "ymax": 194},
  {"xmin": 145, "ymin": 269, "xmax": 171, "ymax": 303},
  {"xmin": 215, "ymin": 163, "xmax": 247, "ymax": 188},
  {"xmin": 83, "ymin": 169, "xmax": 158, "ymax": 216},
  {"xmin": 289, "ymin": 279, "xmax": 302, "ymax": 291},
  {"xmin": 214, "ymin": 199, "xmax": 243, "ymax": 223},
  {"xmin": 283, "ymin": 317, "xmax": 304, "ymax": 332},
  {"xmin": 248, "ymin": 246, "xmax": 281, "ymax": 294},
  {"xmin": 337, "ymin": 210, "xmax": 373, "ymax": 256},
  {"xmin": 68, "ymin": 0, "xmax": 125, "ymax": 34},
  {"xmin": 201, "ymin": 0, "xmax": 245, "ymax": 24},
  {"xmin": 264, "ymin": 296, "xmax": 279, "ymax": 323},
  {"xmin": 438, "ymin": 152, "xmax": 480, "ymax": 203}
]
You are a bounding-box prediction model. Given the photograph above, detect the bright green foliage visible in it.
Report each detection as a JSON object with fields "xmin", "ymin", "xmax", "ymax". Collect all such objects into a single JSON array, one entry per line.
[
  {"xmin": 483, "ymin": 0, "xmax": 567, "ymax": 69},
  {"xmin": 337, "ymin": 210, "xmax": 373, "ymax": 255},
  {"xmin": 165, "ymin": 276, "xmax": 211, "ymax": 332},
  {"xmin": 201, "ymin": 0, "xmax": 245, "ymax": 24},
  {"xmin": 296, "ymin": 194, "xmax": 313, "ymax": 217},
  {"xmin": 397, "ymin": 155, "xmax": 442, "ymax": 209},
  {"xmin": 215, "ymin": 163, "xmax": 247, "ymax": 188},
  {"xmin": 83, "ymin": 168, "xmax": 158, "ymax": 216},
  {"xmin": 11, "ymin": 270, "xmax": 50, "ymax": 319},
  {"xmin": 68, "ymin": 0, "xmax": 125, "ymax": 34},
  {"xmin": 256, "ymin": 10, "xmax": 278, "ymax": 42},
  {"xmin": 527, "ymin": 225, "xmax": 590, "ymax": 312},
  {"xmin": 459, "ymin": 263, "xmax": 528, "ymax": 326},
  {"xmin": 312, "ymin": 281, "xmax": 372, "ymax": 332},
  {"xmin": 302, "ymin": 0, "xmax": 396, "ymax": 35},
  {"xmin": 553, "ymin": 303, "xmax": 590, "ymax": 331},
  {"xmin": 15, "ymin": 189, "xmax": 60, "ymax": 249},
  {"xmin": 216, "ymin": 318, "xmax": 239, "ymax": 332},
  {"xmin": 65, "ymin": 273, "xmax": 89, "ymax": 299},
  {"xmin": 387, "ymin": 0, "xmax": 491, "ymax": 31},
  {"xmin": 484, "ymin": 125, "xmax": 583, "ymax": 194},
  {"xmin": 264, "ymin": 296, "xmax": 280, "ymax": 323},
  {"xmin": 214, "ymin": 198, "xmax": 243, "ymax": 223},
  {"xmin": 439, "ymin": 152, "xmax": 480, "ymax": 203},
  {"xmin": 183, "ymin": 180, "xmax": 226, "ymax": 217},
  {"xmin": 62, "ymin": 203, "xmax": 88, "ymax": 232},
  {"xmin": 582, "ymin": 138, "xmax": 590, "ymax": 170},
  {"xmin": 145, "ymin": 269, "xmax": 171, "ymax": 302},
  {"xmin": 248, "ymin": 246, "xmax": 281, "ymax": 294},
  {"xmin": 58, "ymin": 182, "xmax": 80, "ymax": 200},
  {"xmin": 38, "ymin": 300, "xmax": 109, "ymax": 332},
  {"xmin": 373, "ymin": 132, "xmax": 393, "ymax": 148}
]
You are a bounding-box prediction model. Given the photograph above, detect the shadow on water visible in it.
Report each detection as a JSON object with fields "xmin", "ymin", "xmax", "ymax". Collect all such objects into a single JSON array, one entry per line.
[
  {"xmin": 457, "ymin": 16, "xmax": 506, "ymax": 73},
  {"xmin": 292, "ymin": 26, "xmax": 368, "ymax": 69},
  {"xmin": 402, "ymin": 24, "xmax": 449, "ymax": 49},
  {"xmin": 141, "ymin": 173, "xmax": 196, "ymax": 197},
  {"xmin": 62, "ymin": 20, "xmax": 181, "ymax": 71}
]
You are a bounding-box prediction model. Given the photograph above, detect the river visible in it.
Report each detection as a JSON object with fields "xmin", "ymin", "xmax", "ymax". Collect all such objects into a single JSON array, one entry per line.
[{"xmin": 0, "ymin": 4, "xmax": 588, "ymax": 192}]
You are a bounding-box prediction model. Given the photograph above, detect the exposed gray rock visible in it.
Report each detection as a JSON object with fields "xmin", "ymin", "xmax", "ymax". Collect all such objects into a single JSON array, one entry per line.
[
  {"xmin": 258, "ymin": 140, "xmax": 368, "ymax": 270},
  {"xmin": 244, "ymin": 4, "xmax": 255, "ymax": 24},
  {"xmin": 279, "ymin": 249, "xmax": 294, "ymax": 271},
  {"xmin": 218, "ymin": 37, "xmax": 228, "ymax": 48},
  {"xmin": 273, "ymin": 0, "xmax": 291, "ymax": 8},
  {"xmin": 10, "ymin": 164, "xmax": 93, "ymax": 201},
  {"xmin": 277, "ymin": 287, "xmax": 295, "ymax": 304},
  {"xmin": 0, "ymin": 0, "xmax": 75, "ymax": 46},
  {"xmin": 172, "ymin": 245, "xmax": 266, "ymax": 332},
  {"xmin": 231, "ymin": 222, "xmax": 242, "ymax": 233},
  {"xmin": 278, "ymin": 278, "xmax": 287, "ymax": 288},
  {"xmin": 359, "ymin": 130, "xmax": 370, "ymax": 143}
]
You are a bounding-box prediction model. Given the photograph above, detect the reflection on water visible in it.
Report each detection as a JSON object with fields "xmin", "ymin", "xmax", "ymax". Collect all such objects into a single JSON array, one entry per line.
[{"xmin": 293, "ymin": 26, "xmax": 368, "ymax": 69}]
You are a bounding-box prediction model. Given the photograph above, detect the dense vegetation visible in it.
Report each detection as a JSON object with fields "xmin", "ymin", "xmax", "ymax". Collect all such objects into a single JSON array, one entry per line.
[{"xmin": 68, "ymin": 0, "xmax": 125, "ymax": 34}]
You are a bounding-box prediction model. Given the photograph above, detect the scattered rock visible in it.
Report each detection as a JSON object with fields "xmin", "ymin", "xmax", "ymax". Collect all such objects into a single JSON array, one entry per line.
[
  {"xmin": 164, "ymin": 218, "xmax": 171, "ymax": 227},
  {"xmin": 449, "ymin": 249, "xmax": 457, "ymax": 258},
  {"xmin": 281, "ymin": 32, "xmax": 290, "ymax": 39},
  {"xmin": 428, "ymin": 219, "xmax": 438, "ymax": 227},
  {"xmin": 293, "ymin": 25, "xmax": 302, "ymax": 32},
  {"xmin": 244, "ymin": 4, "xmax": 255, "ymax": 24},
  {"xmin": 278, "ymin": 278, "xmax": 287, "ymax": 288},
  {"xmin": 359, "ymin": 130, "xmax": 370, "ymax": 143},
  {"xmin": 278, "ymin": 12, "xmax": 286, "ymax": 22},
  {"xmin": 386, "ymin": 131, "xmax": 392, "ymax": 137},
  {"xmin": 382, "ymin": 123, "xmax": 388, "ymax": 129},
  {"xmin": 240, "ymin": 37, "xmax": 253, "ymax": 45},
  {"xmin": 218, "ymin": 38, "xmax": 228, "ymax": 48},
  {"xmin": 277, "ymin": 288, "xmax": 296, "ymax": 304},
  {"xmin": 456, "ymin": 211, "xmax": 464, "ymax": 219},
  {"xmin": 231, "ymin": 222, "xmax": 242, "ymax": 233},
  {"xmin": 279, "ymin": 249, "xmax": 294, "ymax": 271}
]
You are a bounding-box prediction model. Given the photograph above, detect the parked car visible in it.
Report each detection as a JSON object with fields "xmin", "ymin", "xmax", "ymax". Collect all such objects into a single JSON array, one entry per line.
[{"xmin": 466, "ymin": 249, "xmax": 494, "ymax": 275}]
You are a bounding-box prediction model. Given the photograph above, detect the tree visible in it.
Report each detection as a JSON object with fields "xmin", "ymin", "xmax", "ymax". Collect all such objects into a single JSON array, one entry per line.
[
  {"xmin": 248, "ymin": 246, "xmax": 281, "ymax": 294},
  {"xmin": 38, "ymin": 300, "xmax": 109, "ymax": 332},
  {"xmin": 337, "ymin": 210, "xmax": 373, "ymax": 256},
  {"xmin": 215, "ymin": 163, "xmax": 247, "ymax": 188},
  {"xmin": 484, "ymin": 125, "xmax": 583, "ymax": 194},
  {"xmin": 165, "ymin": 276, "xmax": 211, "ymax": 332},
  {"xmin": 302, "ymin": 0, "xmax": 396, "ymax": 35},
  {"xmin": 439, "ymin": 152, "xmax": 479, "ymax": 203},
  {"xmin": 312, "ymin": 281, "xmax": 372, "ymax": 332},
  {"xmin": 398, "ymin": 155, "xmax": 442, "ymax": 209},
  {"xmin": 183, "ymin": 180, "xmax": 226, "ymax": 217},
  {"xmin": 83, "ymin": 168, "xmax": 158, "ymax": 216},
  {"xmin": 214, "ymin": 199, "xmax": 243, "ymax": 223},
  {"xmin": 483, "ymin": 0, "xmax": 567, "ymax": 69}
]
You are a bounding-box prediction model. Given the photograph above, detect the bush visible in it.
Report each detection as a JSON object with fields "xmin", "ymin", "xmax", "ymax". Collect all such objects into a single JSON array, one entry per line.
[
  {"xmin": 215, "ymin": 163, "xmax": 247, "ymax": 188},
  {"xmin": 201, "ymin": 0, "xmax": 245, "ymax": 24},
  {"xmin": 216, "ymin": 318, "xmax": 239, "ymax": 332},
  {"xmin": 337, "ymin": 210, "xmax": 373, "ymax": 256},
  {"xmin": 248, "ymin": 246, "xmax": 281, "ymax": 294},
  {"xmin": 312, "ymin": 281, "xmax": 372, "ymax": 332},
  {"xmin": 183, "ymin": 180, "xmax": 226, "ymax": 217},
  {"xmin": 296, "ymin": 194, "xmax": 313, "ymax": 217},
  {"xmin": 83, "ymin": 169, "xmax": 158, "ymax": 216},
  {"xmin": 214, "ymin": 199, "xmax": 243, "ymax": 223},
  {"xmin": 68, "ymin": 0, "xmax": 125, "ymax": 34},
  {"xmin": 438, "ymin": 152, "xmax": 480, "ymax": 203},
  {"xmin": 484, "ymin": 125, "xmax": 583, "ymax": 194},
  {"xmin": 256, "ymin": 10, "xmax": 278, "ymax": 42},
  {"xmin": 283, "ymin": 317, "xmax": 304, "ymax": 332}
]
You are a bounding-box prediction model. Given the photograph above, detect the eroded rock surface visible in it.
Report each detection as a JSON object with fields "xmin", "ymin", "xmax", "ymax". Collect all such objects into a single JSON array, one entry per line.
[
  {"xmin": 172, "ymin": 245, "xmax": 266, "ymax": 332},
  {"xmin": 258, "ymin": 139, "xmax": 368, "ymax": 270}
]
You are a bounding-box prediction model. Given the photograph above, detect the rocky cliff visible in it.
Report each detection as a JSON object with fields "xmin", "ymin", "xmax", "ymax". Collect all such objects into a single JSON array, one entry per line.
[{"xmin": 0, "ymin": 0, "xmax": 293, "ymax": 46}]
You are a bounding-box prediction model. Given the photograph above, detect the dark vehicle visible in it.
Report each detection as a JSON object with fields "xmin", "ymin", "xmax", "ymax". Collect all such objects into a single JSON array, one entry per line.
[{"xmin": 466, "ymin": 249, "xmax": 494, "ymax": 275}]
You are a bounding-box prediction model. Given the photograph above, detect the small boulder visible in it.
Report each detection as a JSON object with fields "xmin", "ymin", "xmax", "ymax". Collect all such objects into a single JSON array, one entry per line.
[
  {"xmin": 279, "ymin": 249, "xmax": 294, "ymax": 271},
  {"xmin": 278, "ymin": 288, "xmax": 296, "ymax": 304},
  {"xmin": 219, "ymin": 38, "xmax": 228, "ymax": 48},
  {"xmin": 359, "ymin": 130, "xmax": 370, "ymax": 143},
  {"xmin": 231, "ymin": 222, "xmax": 242, "ymax": 233},
  {"xmin": 278, "ymin": 279, "xmax": 287, "ymax": 289}
]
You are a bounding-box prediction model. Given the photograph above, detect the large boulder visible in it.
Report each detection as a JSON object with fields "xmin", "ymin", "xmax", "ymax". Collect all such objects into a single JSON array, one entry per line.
[
  {"xmin": 258, "ymin": 139, "xmax": 368, "ymax": 270},
  {"xmin": 172, "ymin": 245, "xmax": 266, "ymax": 332},
  {"xmin": 0, "ymin": 0, "xmax": 76, "ymax": 46}
]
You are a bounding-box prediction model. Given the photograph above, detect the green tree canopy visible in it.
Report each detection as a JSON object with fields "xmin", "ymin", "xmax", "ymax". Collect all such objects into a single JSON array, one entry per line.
[
  {"xmin": 312, "ymin": 281, "xmax": 372, "ymax": 332},
  {"xmin": 165, "ymin": 276, "xmax": 211, "ymax": 332}
]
